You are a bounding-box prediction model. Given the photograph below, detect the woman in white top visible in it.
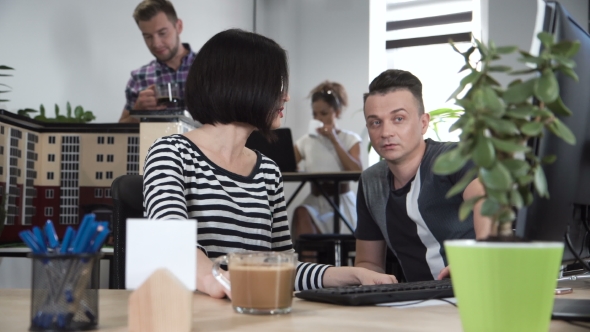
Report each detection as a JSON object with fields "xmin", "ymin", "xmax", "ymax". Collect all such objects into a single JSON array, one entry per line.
[{"xmin": 292, "ymin": 81, "xmax": 362, "ymax": 240}]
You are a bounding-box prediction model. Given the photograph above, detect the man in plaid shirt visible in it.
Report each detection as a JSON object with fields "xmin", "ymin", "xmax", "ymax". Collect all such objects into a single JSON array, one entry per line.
[{"xmin": 119, "ymin": 0, "xmax": 196, "ymax": 123}]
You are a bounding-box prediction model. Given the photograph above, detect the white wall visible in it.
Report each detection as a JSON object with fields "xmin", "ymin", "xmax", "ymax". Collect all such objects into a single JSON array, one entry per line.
[
  {"xmin": 256, "ymin": 0, "xmax": 385, "ymax": 221},
  {"xmin": 0, "ymin": 0, "xmax": 254, "ymax": 123}
]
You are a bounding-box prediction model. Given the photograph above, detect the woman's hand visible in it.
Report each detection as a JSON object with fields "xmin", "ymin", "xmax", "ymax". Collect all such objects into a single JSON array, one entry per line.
[
  {"xmin": 322, "ymin": 266, "xmax": 397, "ymax": 288},
  {"xmin": 199, "ymin": 270, "xmax": 232, "ymax": 299},
  {"xmin": 316, "ymin": 124, "xmax": 337, "ymax": 139}
]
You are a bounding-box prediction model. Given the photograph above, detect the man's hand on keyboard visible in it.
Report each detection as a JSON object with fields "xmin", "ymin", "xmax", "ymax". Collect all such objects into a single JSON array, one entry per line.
[
  {"xmin": 322, "ymin": 267, "xmax": 398, "ymax": 288},
  {"xmin": 437, "ymin": 266, "xmax": 451, "ymax": 280}
]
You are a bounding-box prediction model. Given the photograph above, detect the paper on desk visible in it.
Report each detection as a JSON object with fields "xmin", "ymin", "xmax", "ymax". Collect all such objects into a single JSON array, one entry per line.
[
  {"xmin": 376, "ymin": 297, "xmax": 456, "ymax": 308},
  {"xmin": 126, "ymin": 219, "xmax": 197, "ymax": 290}
]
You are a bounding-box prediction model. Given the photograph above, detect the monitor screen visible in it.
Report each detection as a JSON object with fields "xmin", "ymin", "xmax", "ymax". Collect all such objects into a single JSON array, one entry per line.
[{"xmin": 515, "ymin": 1, "xmax": 590, "ymax": 264}]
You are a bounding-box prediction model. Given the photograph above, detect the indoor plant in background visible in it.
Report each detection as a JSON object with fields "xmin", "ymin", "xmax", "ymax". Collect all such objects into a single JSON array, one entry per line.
[
  {"xmin": 0, "ymin": 65, "xmax": 14, "ymax": 103},
  {"xmin": 432, "ymin": 33, "xmax": 579, "ymax": 332}
]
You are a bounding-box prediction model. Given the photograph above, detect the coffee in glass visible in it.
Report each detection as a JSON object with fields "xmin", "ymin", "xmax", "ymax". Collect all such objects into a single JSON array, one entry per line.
[{"xmin": 212, "ymin": 252, "xmax": 297, "ymax": 315}]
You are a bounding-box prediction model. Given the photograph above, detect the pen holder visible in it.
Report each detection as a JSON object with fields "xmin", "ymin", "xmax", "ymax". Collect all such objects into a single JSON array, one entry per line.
[{"xmin": 28, "ymin": 253, "xmax": 102, "ymax": 331}]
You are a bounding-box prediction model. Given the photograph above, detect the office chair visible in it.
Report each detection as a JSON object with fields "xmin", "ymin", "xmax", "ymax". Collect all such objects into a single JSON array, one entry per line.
[{"xmin": 110, "ymin": 174, "xmax": 144, "ymax": 289}]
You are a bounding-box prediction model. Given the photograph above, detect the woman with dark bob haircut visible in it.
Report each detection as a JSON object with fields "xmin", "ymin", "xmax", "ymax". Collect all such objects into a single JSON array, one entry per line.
[{"xmin": 143, "ymin": 29, "xmax": 397, "ymax": 299}]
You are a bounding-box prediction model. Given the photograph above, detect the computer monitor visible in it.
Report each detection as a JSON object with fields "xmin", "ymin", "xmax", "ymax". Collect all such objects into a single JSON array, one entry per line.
[
  {"xmin": 515, "ymin": 1, "xmax": 590, "ymax": 265},
  {"xmin": 245, "ymin": 128, "xmax": 298, "ymax": 173}
]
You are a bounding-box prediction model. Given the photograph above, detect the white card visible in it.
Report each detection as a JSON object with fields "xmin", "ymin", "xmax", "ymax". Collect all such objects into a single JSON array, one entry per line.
[
  {"xmin": 308, "ymin": 119, "xmax": 324, "ymax": 136},
  {"xmin": 126, "ymin": 219, "xmax": 197, "ymax": 290}
]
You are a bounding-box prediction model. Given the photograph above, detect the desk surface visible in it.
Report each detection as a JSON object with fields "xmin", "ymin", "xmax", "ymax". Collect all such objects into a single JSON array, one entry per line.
[{"xmin": 1, "ymin": 280, "xmax": 589, "ymax": 331}]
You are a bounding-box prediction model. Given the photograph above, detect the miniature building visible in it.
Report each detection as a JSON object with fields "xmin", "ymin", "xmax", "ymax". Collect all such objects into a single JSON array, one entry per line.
[{"xmin": 0, "ymin": 110, "xmax": 139, "ymax": 242}]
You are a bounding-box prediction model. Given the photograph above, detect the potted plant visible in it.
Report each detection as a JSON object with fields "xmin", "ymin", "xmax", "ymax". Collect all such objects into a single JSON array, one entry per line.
[
  {"xmin": 0, "ymin": 65, "xmax": 14, "ymax": 103},
  {"xmin": 432, "ymin": 33, "xmax": 579, "ymax": 332}
]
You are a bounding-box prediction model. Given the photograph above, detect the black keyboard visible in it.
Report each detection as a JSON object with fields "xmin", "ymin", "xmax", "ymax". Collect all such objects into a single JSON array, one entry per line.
[{"xmin": 295, "ymin": 279, "xmax": 453, "ymax": 306}]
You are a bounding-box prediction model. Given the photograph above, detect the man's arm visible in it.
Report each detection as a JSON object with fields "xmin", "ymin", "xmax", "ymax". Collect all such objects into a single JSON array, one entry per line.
[
  {"xmin": 463, "ymin": 178, "xmax": 492, "ymax": 240},
  {"xmin": 354, "ymin": 239, "xmax": 388, "ymax": 273},
  {"xmin": 119, "ymin": 109, "xmax": 139, "ymax": 123}
]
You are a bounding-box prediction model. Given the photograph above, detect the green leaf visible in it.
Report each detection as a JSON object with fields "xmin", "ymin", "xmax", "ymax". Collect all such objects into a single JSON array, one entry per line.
[
  {"xmin": 481, "ymin": 86, "xmax": 504, "ymax": 116},
  {"xmin": 495, "ymin": 46, "xmax": 518, "ymax": 54},
  {"xmin": 0, "ymin": 65, "xmax": 14, "ymax": 70},
  {"xmin": 510, "ymin": 190, "xmax": 524, "ymax": 208},
  {"xmin": 449, "ymin": 115, "xmax": 472, "ymax": 133},
  {"xmin": 503, "ymin": 79, "xmax": 536, "ymax": 104},
  {"xmin": 510, "ymin": 68, "xmax": 537, "ymax": 75},
  {"xmin": 517, "ymin": 174, "xmax": 534, "ymax": 186},
  {"xmin": 502, "ymin": 159, "xmax": 530, "ymax": 178},
  {"xmin": 498, "ymin": 209, "xmax": 516, "ymax": 223},
  {"xmin": 74, "ymin": 106, "xmax": 84, "ymax": 119},
  {"xmin": 483, "ymin": 116, "xmax": 520, "ymax": 135},
  {"xmin": 533, "ymin": 165, "xmax": 549, "ymax": 198},
  {"xmin": 488, "ymin": 65, "xmax": 511, "ymax": 72},
  {"xmin": 542, "ymin": 155, "xmax": 557, "ymax": 164},
  {"xmin": 490, "ymin": 137, "xmax": 530, "ymax": 153},
  {"xmin": 548, "ymin": 118, "xmax": 576, "ymax": 145},
  {"xmin": 458, "ymin": 64, "xmax": 471, "ymax": 73},
  {"xmin": 481, "ymin": 198, "xmax": 501, "ymax": 217},
  {"xmin": 474, "ymin": 38, "xmax": 488, "ymax": 57},
  {"xmin": 432, "ymin": 148, "xmax": 469, "ymax": 175},
  {"xmin": 546, "ymin": 96, "xmax": 573, "ymax": 116},
  {"xmin": 448, "ymin": 71, "xmax": 481, "ymax": 101},
  {"xmin": 520, "ymin": 121, "xmax": 544, "ymax": 136},
  {"xmin": 66, "ymin": 102, "xmax": 72, "ymax": 118},
  {"xmin": 473, "ymin": 133, "xmax": 495, "ymax": 168},
  {"xmin": 54, "ymin": 104, "xmax": 60, "ymax": 116},
  {"xmin": 534, "ymin": 68, "xmax": 559, "ymax": 103},
  {"xmin": 519, "ymin": 186, "xmax": 534, "ymax": 205},
  {"xmin": 518, "ymin": 53, "xmax": 545, "ymax": 66},
  {"xmin": 480, "ymin": 162, "xmax": 512, "ymax": 191},
  {"xmin": 40, "ymin": 104, "xmax": 46, "ymax": 116},
  {"xmin": 551, "ymin": 40, "xmax": 581, "ymax": 57},
  {"xmin": 538, "ymin": 31, "xmax": 554, "ymax": 47},
  {"xmin": 459, "ymin": 195, "xmax": 484, "ymax": 221},
  {"xmin": 557, "ymin": 66, "xmax": 579, "ymax": 82},
  {"xmin": 551, "ymin": 54, "xmax": 575, "ymax": 68},
  {"xmin": 486, "ymin": 189, "xmax": 510, "ymax": 205},
  {"xmin": 445, "ymin": 168, "xmax": 478, "ymax": 199},
  {"xmin": 505, "ymin": 105, "xmax": 535, "ymax": 119}
]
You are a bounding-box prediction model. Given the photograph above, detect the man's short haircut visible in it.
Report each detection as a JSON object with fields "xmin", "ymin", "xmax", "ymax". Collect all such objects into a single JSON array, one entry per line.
[
  {"xmin": 363, "ymin": 69, "xmax": 425, "ymax": 115},
  {"xmin": 185, "ymin": 29, "xmax": 289, "ymax": 140},
  {"xmin": 133, "ymin": 0, "xmax": 178, "ymax": 24}
]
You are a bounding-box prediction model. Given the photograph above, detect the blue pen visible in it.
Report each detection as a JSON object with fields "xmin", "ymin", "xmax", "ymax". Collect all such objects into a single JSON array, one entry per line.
[
  {"xmin": 32, "ymin": 227, "xmax": 47, "ymax": 253},
  {"xmin": 89, "ymin": 226, "xmax": 110, "ymax": 253},
  {"xmin": 44, "ymin": 220, "xmax": 59, "ymax": 249},
  {"xmin": 73, "ymin": 221, "xmax": 98, "ymax": 254},
  {"xmin": 70, "ymin": 214, "xmax": 95, "ymax": 253},
  {"xmin": 19, "ymin": 231, "xmax": 43, "ymax": 254},
  {"xmin": 60, "ymin": 227, "xmax": 75, "ymax": 254}
]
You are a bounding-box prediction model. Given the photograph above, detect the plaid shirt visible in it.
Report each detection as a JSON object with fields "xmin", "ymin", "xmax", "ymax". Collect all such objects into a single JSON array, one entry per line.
[{"xmin": 124, "ymin": 43, "xmax": 196, "ymax": 111}]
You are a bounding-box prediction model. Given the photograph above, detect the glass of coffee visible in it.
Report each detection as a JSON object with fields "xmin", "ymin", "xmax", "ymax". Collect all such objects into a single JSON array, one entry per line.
[
  {"xmin": 212, "ymin": 252, "xmax": 297, "ymax": 315},
  {"xmin": 155, "ymin": 82, "xmax": 183, "ymax": 109}
]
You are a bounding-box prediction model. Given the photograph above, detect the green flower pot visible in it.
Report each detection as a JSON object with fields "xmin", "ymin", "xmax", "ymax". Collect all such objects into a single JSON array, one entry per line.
[{"xmin": 445, "ymin": 240, "xmax": 563, "ymax": 332}]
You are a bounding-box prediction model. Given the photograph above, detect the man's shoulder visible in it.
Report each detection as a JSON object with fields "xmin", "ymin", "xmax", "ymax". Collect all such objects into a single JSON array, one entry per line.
[
  {"xmin": 130, "ymin": 59, "xmax": 159, "ymax": 78},
  {"xmin": 361, "ymin": 160, "xmax": 389, "ymax": 182},
  {"xmin": 424, "ymin": 139, "xmax": 458, "ymax": 158}
]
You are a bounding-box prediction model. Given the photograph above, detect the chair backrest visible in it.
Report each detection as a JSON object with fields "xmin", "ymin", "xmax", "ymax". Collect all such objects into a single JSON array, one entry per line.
[{"xmin": 111, "ymin": 174, "xmax": 144, "ymax": 289}]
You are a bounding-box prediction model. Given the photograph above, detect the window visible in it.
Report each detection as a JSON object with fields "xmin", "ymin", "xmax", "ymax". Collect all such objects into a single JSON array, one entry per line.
[
  {"xmin": 97, "ymin": 154, "xmax": 103, "ymax": 162},
  {"xmin": 46, "ymin": 189, "xmax": 54, "ymax": 199},
  {"xmin": 94, "ymin": 188, "xmax": 103, "ymax": 198},
  {"xmin": 48, "ymin": 136, "xmax": 56, "ymax": 144},
  {"xmin": 105, "ymin": 189, "xmax": 112, "ymax": 198},
  {"xmin": 106, "ymin": 171, "xmax": 113, "ymax": 179},
  {"xmin": 95, "ymin": 172, "xmax": 103, "ymax": 180},
  {"xmin": 107, "ymin": 154, "xmax": 114, "ymax": 162},
  {"xmin": 0, "ymin": 146, "xmax": 3, "ymax": 155},
  {"xmin": 0, "ymin": 167, "xmax": 2, "ymax": 175},
  {"xmin": 45, "ymin": 207, "xmax": 53, "ymax": 217},
  {"xmin": 97, "ymin": 136, "xmax": 105, "ymax": 144},
  {"xmin": 107, "ymin": 136, "xmax": 115, "ymax": 144},
  {"xmin": 0, "ymin": 126, "xmax": 3, "ymax": 134},
  {"xmin": 47, "ymin": 172, "xmax": 54, "ymax": 180},
  {"xmin": 48, "ymin": 154, "xmax": 55, "ymax": 162}
]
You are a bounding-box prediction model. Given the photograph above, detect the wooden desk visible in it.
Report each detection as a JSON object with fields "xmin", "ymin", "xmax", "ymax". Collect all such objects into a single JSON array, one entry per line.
[
  {"xmin": 2, "ymin": 280, "xmax": 589, "ymax": 331},
  {"xmin": 282, "ymin": 171, "xmax": 361, "ymax": 234}
]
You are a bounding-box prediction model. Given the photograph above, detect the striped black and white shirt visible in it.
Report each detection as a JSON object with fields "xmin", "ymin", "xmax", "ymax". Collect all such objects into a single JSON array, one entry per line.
[{"xmin": 143, "ymin": 134, "xmax": 329, "ymax": 291}]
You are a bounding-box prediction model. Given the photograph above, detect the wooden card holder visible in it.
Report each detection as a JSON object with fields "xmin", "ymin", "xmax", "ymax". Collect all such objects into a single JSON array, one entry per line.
[{"xmin": 128, "ymin": 268, "xmax": 193, "ymax": 332}]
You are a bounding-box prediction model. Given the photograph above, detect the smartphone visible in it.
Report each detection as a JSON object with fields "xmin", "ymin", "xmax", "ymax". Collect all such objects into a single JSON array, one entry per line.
[{"xmin": 555, "ymin": 287, "xmax": 573, "ymax": 295}]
